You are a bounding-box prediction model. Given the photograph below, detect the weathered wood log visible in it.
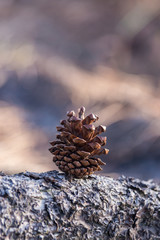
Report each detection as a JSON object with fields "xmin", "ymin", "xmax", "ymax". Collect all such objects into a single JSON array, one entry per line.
[{"xmin": 0, "ymin": 171, "xmax": 159, "ymax": 240}]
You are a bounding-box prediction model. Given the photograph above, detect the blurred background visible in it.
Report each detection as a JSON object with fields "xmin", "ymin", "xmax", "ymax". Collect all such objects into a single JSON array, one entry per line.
[{"xmin": 0, "ymin": 0, "xmax": 160, "ymax": 179}]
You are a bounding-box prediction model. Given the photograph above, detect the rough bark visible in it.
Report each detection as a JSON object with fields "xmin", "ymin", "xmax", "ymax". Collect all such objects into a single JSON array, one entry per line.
[{"xmin": 0, "ymin": 171, "xmax": 159, "ymax": 240}]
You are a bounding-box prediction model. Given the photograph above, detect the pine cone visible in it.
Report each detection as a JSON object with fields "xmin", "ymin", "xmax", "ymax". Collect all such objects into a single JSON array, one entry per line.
[{"xmin": 49, "ymin": 107, "xmax": 109, "ymax": 178}]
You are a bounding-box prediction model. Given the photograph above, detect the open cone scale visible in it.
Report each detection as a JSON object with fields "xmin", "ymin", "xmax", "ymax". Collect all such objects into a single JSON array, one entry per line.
[{"xmin": 49, "ymin": 107, "xmax": 109, "ymax": 178}]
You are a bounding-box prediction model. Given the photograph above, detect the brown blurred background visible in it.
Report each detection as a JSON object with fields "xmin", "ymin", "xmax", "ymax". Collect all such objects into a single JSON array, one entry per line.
[{"xmin": 0, "ymin": 0, "xmax": 160, "ymax": 179}]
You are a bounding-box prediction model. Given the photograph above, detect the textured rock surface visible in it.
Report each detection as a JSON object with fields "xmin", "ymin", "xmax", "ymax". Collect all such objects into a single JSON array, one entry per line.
[{"xmin": 0, "ymin": 171, "xmax": 159, "ymax": 240}]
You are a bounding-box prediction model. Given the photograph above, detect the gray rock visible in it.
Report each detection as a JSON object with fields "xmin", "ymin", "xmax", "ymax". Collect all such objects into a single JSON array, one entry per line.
[{"xmin": 0, "ymin": 171, "xmax": 159, "ymax": 240}]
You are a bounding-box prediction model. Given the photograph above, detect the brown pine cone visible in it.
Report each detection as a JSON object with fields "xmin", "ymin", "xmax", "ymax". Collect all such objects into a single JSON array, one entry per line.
[{"xmin": 49, "ymin": 107, "xmax": 109, "ymax": 178}]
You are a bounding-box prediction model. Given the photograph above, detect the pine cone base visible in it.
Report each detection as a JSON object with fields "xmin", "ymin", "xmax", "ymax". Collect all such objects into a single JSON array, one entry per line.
[{"xmin": 50, "ymin": 149, "xmax": 106, "ymax": 178}]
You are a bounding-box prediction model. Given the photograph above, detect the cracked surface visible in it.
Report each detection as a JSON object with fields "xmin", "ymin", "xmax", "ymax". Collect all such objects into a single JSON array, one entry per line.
[{"xmin": 0, "ymin": 171, "xmax": 159, "ymax": 239}]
